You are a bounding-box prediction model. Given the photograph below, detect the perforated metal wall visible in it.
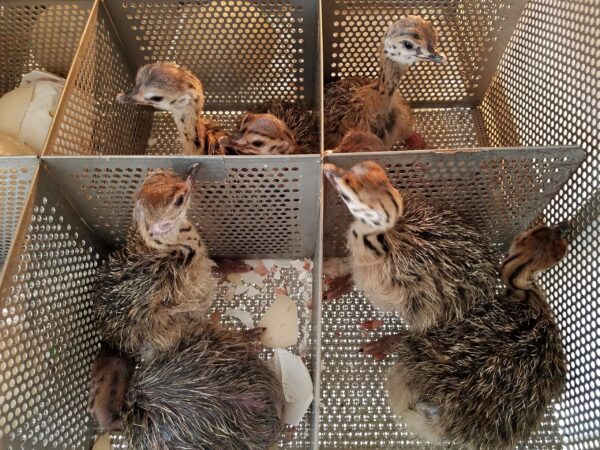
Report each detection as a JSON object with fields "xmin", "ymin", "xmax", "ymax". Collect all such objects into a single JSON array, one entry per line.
[
  {"xmin": 0, "ymin": 169, "xmax": 106, "ymax": 450},
  {"xmin": 322, "ymin": 0, "xmax": 526, "ymax": 107},
  {"xmin": 105, "ymin": 0, "xmax": 319, "ymax": 110},
  {"xmin": 323, "ymin": 147, "xmax": 585, "ymax": 257},
  {"xmin": 0, "ymin": 1, "xmax": 92, "ymax": 96},
  {"xmin": 0, "ymin": 158, "xmax": 38, "ymax": 270},
  {"xmin": 480, "ymin": 1, "xmax": 600, "ymax": 448},
  {"xmin": 44, "ymin": 156, "xmax": 321, "ymax": 258},
  {"xmin": 47, "ymin": 4, "xmax": 152, "ymax": 156}
]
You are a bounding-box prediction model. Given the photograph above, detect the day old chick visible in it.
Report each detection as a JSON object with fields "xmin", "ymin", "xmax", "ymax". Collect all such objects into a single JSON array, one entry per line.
[
  {"xmin": 324, "ymin": 151, "xmax": 497, "ymax": 330},
  {"xmin": 93, "ymin": 164, "xmax": 216, "ymax": 360},
  {"xmin": 88, "ymin": 344, "xmax": 135, "ymax": 432},
  {"xmin": 124, "ymin": 322, "xmax": 285, "ymax": 450},
  {"xmin": 325, "ymin": 16, "xmax": 445, "ymax": 150},
  {"xmin": 362, "ymin": 224, "xmax": 568, "ymax": 449},
  {"xmin": 117, "ymin": 62, "xmax": 226, "ymax": 155}
]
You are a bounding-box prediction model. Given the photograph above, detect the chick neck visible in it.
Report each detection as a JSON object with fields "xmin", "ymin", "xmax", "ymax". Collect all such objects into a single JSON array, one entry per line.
[
  {"xmin": 172, "ymin": 96, "xmax": 203, "ymax": 155},
  {"xmin": 374, "ymin": 54, "xmax": 411, "ymax": 107}
]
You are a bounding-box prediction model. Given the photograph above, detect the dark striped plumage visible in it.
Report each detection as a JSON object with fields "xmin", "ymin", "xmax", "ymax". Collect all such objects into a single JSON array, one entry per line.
[
  {"xmin": 124, "ymin": 322, "xmax": 285, "ymax": 450},
  {"xmin": 251, "ymin": 99, "xmax": 319, "ymax": 153},
  {"xmin": 362, "ymin": 224, "xmax": 568, "ymax": 448}
]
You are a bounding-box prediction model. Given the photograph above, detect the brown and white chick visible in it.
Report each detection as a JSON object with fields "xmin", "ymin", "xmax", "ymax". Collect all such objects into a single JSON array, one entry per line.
[
  {"xmin": 362, "ymin": 224, "xmax": 569, "ymax": 449},
  {"xmin": 324, "ymin": 16, "xmax": 445, "ymax": 150},
  {"xmin": 324, "ymin": 154, "xmax": 497, "ymax": 331},
  {"xmin": 219, "ymin": 112, "xmax": 298, "ymax": 155},
  {"xmin": 117, "ymin": 62, "xmax": 225, "ymax": 155},
  {"xmin": 93, "ymin": 164, "xmax": 216, "ymax": 360},
  {"xmin": 88, "ymin": 343, "xmax": 135, "ymax": 432}
]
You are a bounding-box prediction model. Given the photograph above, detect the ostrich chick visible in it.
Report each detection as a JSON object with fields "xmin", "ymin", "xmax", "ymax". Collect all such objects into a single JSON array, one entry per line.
[
  {"xmin": 124, "ymin": 322, "xmax": 284, "ymax": 450},
  {"xmin": 93, "ymin": 164, "xmax": 216, "ymax": 360},
  {"xmin": 362, "ymin": 224, "xmax": 569, "ymax": 449},
  {"xmin": 324, "ymin": 16, "xmax": 445, "ymax": 150},
  {"xmin": 219, "ymin": 112, "xmax": 298, "ymax": 155},
  {"xmin": 117, "ymin": 62, "xmax": 225, "ymax": 155},
  {"xmin": 324, "ymin": 154, "xmax": 497, "ymax": 330},
  {"xmin": 88, "ymin": 343, "xmax": 134, "ymax": 432}
]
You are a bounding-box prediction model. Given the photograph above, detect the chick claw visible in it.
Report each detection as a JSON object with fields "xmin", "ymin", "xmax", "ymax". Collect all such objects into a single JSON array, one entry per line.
[
  {"xmin": 360, "ymin": 335, "xmax": 401, "ymax": 361},
  {"xmin": 324, "ymin": 274, "xmax": 354, "ymax": 301}
]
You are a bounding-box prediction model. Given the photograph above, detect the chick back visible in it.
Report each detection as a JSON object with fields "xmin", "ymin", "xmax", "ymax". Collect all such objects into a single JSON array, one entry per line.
[
  {"xmin": 388, "ymin": 297, "xmax": 566, "ymax": 449},
  {"xmin": 93, "ymin": 232, "xmax": 215, "ymax": 359},
  {"xmin": 124, "ymin": 322, "xmax": 285, "ymax": 450}
]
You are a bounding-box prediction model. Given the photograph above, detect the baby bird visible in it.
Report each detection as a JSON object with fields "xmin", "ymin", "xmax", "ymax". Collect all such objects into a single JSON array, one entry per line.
[
  {"xmin": 324, "ymin": 152, "xmax": 497, "ymax": 330},
  {"xmin": 328, "ymin": 130, "xmax": 388, "ymax": 153},
  {"xmin": 219, "ymin": 112, "xmax": 298, "ymax": 155},
  {"xmin": 124, "ymin": 322, "xmax": 285, "ymax": 450},
  {"xmin": 117, "ymin": 62, "xmax": 226, "ymax": 155},
  {"xmin": 324, "ymin": 16, "xmax": 445, "ymax": 150},
  {"xmin": 88, "ymin": 344, "xmax": 135, "ymax": 432},
  {"xmin": 93, "ymin": 164, "xmax": 216, "ymax": 360},
  {"xmin": 362, "ymin": 224, "xmax": 569, "ymax": 449}
]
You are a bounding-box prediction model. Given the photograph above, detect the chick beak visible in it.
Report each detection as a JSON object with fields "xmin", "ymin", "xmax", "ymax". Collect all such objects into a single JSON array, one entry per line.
[
  {"xmin": 551, "ymin": 220, "xmax": 571, "ymax": 238},
  {"xmin": 429, "ymin": 52, "xmax": 446, "ymax": 64},
  {"xmin": 186, "ymin": 163, "xmax": 201, "ymax": 186},
  {"xmin": 323, "ymin": 163, "xmax": 345, "ymax": 184},
  {"xmin": 116, "ymin": 90, "xmax": 134, "ymax": 104}
]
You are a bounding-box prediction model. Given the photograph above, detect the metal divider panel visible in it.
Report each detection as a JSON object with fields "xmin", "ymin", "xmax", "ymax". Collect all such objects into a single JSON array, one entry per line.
[
  {"xmin": 323, "ymin": 146, "xmax": 585, "ymax": 257},
  {"xmin": 0, "ymin": 157, "xmax": 39, "ymax": 269},
  {"xmin": 48, "ymin": 3, "xmax": 152, "ymax": 156},
  {"xmin": 104, "ymin": 0, "xmax": 320, "ymax": 111},
  {"xmin": 0, "ymin": 166, "xmax": 107, "ymax": 450},
  {"xmin": 322, "ymin": 0, "xmax": 526, "ymax": 107},
  {"xmin": 480, "ymin": 1, "xmax": 600, "ymax": 447},
  {"xmin": 0, "ymin": 1, "xmax": 92, "ymax": 96},
  {"xmin": 44, "ymin": 156, "xmax": 321, "ymax": 259}
]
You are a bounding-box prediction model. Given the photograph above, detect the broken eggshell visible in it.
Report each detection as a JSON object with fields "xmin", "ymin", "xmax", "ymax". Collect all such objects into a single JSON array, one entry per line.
[
  {"xmin": 270, "ymin": 348, "xmax": 313, "ymax": 426},
  {"xmin": 258, "ymin": 293, "xmax": 299, "ymax": 348}
]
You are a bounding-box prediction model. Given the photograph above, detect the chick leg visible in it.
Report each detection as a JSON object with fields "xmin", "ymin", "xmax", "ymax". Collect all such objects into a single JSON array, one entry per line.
[{"xmin": 324, "ymin": 274, "xmax": 354, "ymax": 301}]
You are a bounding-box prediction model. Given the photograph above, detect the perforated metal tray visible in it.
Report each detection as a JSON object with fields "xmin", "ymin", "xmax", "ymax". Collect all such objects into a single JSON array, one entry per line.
[{"xmin": 0, "ymin": 0, "xmax": 598, "ymax": 449}]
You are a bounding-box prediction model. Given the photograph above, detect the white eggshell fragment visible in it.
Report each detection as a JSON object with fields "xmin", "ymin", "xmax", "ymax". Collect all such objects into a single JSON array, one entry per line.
[
  {"xmin": 223, "ymin": 308, "xmax": 255, "ymax": 329},
  {"xmin": 0, "ymin": 84, "xmax": 34, "ymax": 138},
  {"xmin": 258, "ymin": 294, "xmax": 299, "ymax": 348},
  {"xmin": 270, "ymin": 349, "xmax": 313, "ymax": 425}
]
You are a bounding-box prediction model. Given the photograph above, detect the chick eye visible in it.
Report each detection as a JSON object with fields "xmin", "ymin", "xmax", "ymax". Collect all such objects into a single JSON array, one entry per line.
[
  {"xmin": 251, "ymin": 140, "xmax": 264, "ymax": 147},
  {"xmin": 174, "ymin": 195, "xmax": 184, "ymax": 207},
  {"xmin": 403, "ymin": 41, "xmax": 414, "ymax": 50},
  {"xmin": 148, "ymin": 95, "xmax": 164, "ymax": 102}
]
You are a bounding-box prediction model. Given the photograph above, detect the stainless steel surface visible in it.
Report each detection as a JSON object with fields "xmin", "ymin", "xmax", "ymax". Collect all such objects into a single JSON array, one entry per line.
[
  {"xmin": 44, "ymin": 155, "xmax": 322, "ymax": 258},
  {"xmin": 0, "ymin": 0, "xmax": 598, "ymax": 449},
  {"xmin": 0, "ymin": 158, "xmax": 39, "ymax": 271},
  {"xmin": 323, "ymin": 146, "xmax": 586, "ymax": 257},
  {"xmin": 0, "ymin": 165, "xmax": 107, "ymax": 450},
  {"xmin": 46, "ymin": 1, "xmax": 153, "ymax": 156},
  {"xmin": 104, "ymin": 0, "xmax": 319, "ymax": 111},
  {"xmin": 480, "ymin": 1, "xmax": 600, "ymax": 448},
  {"xmin": 0, "ymin": 1, "xmax": 92, "ymax": 96},
  {"xmin": 322, "ymin": 0, "xmax": 527, "ymax": 108}
]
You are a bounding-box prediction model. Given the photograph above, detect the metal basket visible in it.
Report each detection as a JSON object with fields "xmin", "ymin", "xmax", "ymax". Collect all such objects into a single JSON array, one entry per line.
[{"xmin": 0, "ymin": 0, "xmax": 598, "ymax": 449}]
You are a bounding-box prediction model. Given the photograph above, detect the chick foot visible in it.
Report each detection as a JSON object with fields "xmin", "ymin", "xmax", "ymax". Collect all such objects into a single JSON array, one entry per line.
[{"xmin": 324, "ymin": 274, "xmax": 354, "ymax": 301}]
